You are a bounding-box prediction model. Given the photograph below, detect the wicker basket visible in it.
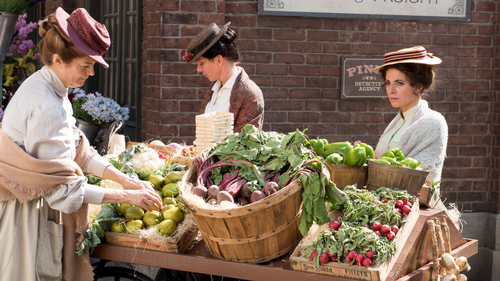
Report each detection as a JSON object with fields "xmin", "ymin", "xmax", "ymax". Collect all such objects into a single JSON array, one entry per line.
[
  {"xmin": 367, "ymin": 160, "xmax": 429, "ymax": 196},
  {"xmin": 171, "ymin": 155, "xmax": 195, "ymax": 168},
  {"xmin": 325, "ymin": 163, "xmax": 368, "ymax": 189},
  {"xmin": 179, "ymin": 165, "xmax": 303, "ymax": 263}
]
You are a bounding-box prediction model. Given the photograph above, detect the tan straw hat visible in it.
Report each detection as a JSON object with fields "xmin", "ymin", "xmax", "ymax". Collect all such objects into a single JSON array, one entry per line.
[
  {"xmin": 182, "ymin": 22, "xmax": 231, "ymax": 64},
  {"xmin": 372, "ymin": 46, "xmax": 441, "ymax": 72}
]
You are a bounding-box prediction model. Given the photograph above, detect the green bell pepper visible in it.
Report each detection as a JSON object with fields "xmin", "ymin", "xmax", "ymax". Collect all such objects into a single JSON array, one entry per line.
[
  {"xmin": 310, "ymin": 138, "xmax": 328, "ymax": 156},
  {"xmin": 380, "ymin": 156, "xmax": 398, "ymax": 165},
  {"xmin": 358, "ymin": 143, "xmax": 374, "ymax": 160},
  {"xmin": 371, "ymin": 158, "xmax": 392, "ymax": 165},
  {"xmin": 343, "ymin": 144, "xmax": 366, "ymax": 167},
  {"xmin": 325, "ymin": 153, "xmax": 343, "ymax": 165},
  {"xmin": 321, "ymin": 141, "xmax": 351, "ymax": 158},
  {"xmin": 400, "ymin": 157, "xmax": 420, "ymax": 169},
  {"xmin": 381, "ymin": 148, "xmax": 405, "ymax": 161}
]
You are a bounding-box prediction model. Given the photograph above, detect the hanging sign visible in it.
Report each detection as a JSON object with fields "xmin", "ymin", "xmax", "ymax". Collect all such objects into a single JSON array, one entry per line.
[
  {"xmin": 258, "ymin": 0, "xmax": 470, "ymax": 21},
  {"xmin": 341, "ymin": 57, "xmax": 386, "ymax": 99}
]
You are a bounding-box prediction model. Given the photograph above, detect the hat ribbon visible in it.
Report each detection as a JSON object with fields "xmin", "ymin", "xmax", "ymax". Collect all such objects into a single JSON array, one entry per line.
[{"xmin": 383, "ymin": 48, "xmax": 433, "ymax": 64}]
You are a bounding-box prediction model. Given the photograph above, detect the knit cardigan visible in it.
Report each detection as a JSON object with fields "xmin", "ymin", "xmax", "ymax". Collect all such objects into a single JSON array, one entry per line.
[{"xmin": 375, "ymin": 100, "xmax": 448, "ymax": 182}]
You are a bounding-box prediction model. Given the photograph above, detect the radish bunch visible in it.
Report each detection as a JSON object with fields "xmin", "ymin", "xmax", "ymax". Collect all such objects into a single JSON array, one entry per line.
[{"xmin": 394, "ymin": 199, "xmax": 413, "ymax": 218}]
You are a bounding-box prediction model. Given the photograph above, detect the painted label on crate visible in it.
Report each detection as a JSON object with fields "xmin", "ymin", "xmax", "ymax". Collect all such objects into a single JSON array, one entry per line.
[{"xmin": 299, "ymin": 262, "xmax": 374, "ymax": 280}]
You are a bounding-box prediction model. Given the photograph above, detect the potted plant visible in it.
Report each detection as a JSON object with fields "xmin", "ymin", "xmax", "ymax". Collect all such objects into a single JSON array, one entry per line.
[{"xmin": 70, "ymin": 88, "xmax": 130, "ymax": 143}]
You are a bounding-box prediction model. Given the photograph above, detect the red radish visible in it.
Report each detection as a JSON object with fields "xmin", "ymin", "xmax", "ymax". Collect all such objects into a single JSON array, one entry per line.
[
  {"xmin": 345, "ymin": 257, "xmax": 352, "ymax": 263},
  {"xmin": 397, "ymin": 208, "xmax": 403, "ymax": 214},
  {"xmin": 402, "ymin": 199, "xmax": 408, "ymax": 205},
  {"xmin": 329, "ymin": 220, "xmax": 341, "ymax": 231},
  {"xmin": 376, "ymin": 201, "xmax": 382, "ymax": 205},
  {"xmin": 366, "ymin": 251, "xmax": 374, "ymax": 259},
  {"xmin": 309, "ymin": 250, "xmax": 317, "ymax": 260},
  {"xmin": 380, "ymin": 224, "xmax": 390, "ymax": 234},
  {"xmin": 391, "ymin": 225, "xmax": 399, "ymax": 234},
  {"xmin": 372, "ymin": 221, "xmax": 381, "ymax": 230},
  {"xmin": 330, "ymin": 253, "xmax": 337, "ymax": 262},
  {"xmin": 386, "ymin": 231, "xmax": 396, "ymax": 240},
  {"xmin": 406, "ymin": 201, "xmax": 413, "ymax": 208},
  {"xmin": 402, "ymin": 205, "xmax": 412, "ymax": 214},
  {"xmin": 362, "ymin": 257, "xmax": 372, "ymax": 267},
  {"xmin": 362, "ymin": 225, "xmax": 369, "ymax": 228},
  {"xmin": 355, "ymin": 261, "xmax": 361, "ymax": 266},
  {"xmin": 348, "ymin": 250, "xmax": 356, "ymax": 259},
  {"xmin": 374, "ymin": 230, "xmax": 382, "ymax": 236},
  {"xmin": 383, "ymin": 200, "xmax": 388, "ymax": 203},
  {"xmin": 355, "ymin": 253, "xmax": 364, "ymax": 263},
  {"xmin": 395, "ymin": 200, "xmax": 404, "ymax": 208},
  {"xmin": 319, "ymin": 252, "xmax": 330, "ymax": 265}
]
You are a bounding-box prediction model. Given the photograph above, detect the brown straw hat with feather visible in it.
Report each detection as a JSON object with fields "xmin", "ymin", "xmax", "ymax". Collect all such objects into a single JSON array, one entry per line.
[{"xmin": 182, "ymin": 22, "xmax": 231, "ymax": 64}]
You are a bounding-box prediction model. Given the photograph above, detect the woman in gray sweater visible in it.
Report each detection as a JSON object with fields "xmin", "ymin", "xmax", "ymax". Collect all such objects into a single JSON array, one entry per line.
[{"xmin": 371, "ymin": 46, "xmax": 448, "ymax": 183}]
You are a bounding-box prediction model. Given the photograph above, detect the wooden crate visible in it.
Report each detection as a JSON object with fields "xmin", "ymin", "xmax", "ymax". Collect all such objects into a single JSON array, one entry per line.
[
  {"xmin": 195, "ymin": 112, "xmax": 234, "ymax": 157},
  {"xmin": 325, "ymin": 163, "xmax": 368, "ymax": 189},
  {"xmin": 290, "ymin": 203, "xmax": 420, "ymax": 281},
  {"xmin": 290, "ymin": 208, "xmax": 470, "ymax": 281},
  {"xmin": 171, "ymin": 155, "xmax": 195, "ymax": 168},
  {"xmin": 105, "ymin": 224, "xmax": 198, "ymax": 254},
  {"xmin": 367, "ymin": 160, "xmax": 429, "ymax": 197},
  {"xmin": 180, "ymin": 164, "xmax": 303, "ymax": 263}
]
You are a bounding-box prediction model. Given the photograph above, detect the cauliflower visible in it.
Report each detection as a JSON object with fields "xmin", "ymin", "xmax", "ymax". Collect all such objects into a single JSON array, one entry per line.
[
  {"xmin": 130, "ymin": 147, "xmax": 166, "ymax": 175},
  {"xmin": 100, "ymin": 179, "xmax": 124, "ymax": 189}
]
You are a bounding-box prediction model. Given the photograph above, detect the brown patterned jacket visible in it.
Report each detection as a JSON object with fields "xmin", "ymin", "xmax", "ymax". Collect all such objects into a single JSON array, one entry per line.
[{"xmin": 199, "ymin": 68, "xmax": 264, "ymax": 133}]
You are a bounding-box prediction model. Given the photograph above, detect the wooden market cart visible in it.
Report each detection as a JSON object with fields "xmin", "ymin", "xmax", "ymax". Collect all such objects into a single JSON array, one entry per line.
[{"xmin": 91, "ymin": 208, "xmax": 478, "ymax": 281}]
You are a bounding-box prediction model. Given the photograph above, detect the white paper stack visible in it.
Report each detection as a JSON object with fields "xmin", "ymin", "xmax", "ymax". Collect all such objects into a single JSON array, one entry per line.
[{"xmin": 195, "ymin": 111, "xmax": 234, "ymax": 155}]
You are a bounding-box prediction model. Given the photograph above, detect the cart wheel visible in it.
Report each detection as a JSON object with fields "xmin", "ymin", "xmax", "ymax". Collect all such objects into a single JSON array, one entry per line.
[{"xmin": 93, "ymin": 266, "xmax": 154, "ymax": 281}]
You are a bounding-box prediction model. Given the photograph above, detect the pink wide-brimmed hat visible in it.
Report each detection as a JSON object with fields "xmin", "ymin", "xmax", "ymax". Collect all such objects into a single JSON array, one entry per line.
[
  {"xmin": 55, "ymin": 7, "xmax": 111, "ymax": 68},
  {"xmin": 372, "ymin": 46, "xmax": 441, "ymax": 72}
]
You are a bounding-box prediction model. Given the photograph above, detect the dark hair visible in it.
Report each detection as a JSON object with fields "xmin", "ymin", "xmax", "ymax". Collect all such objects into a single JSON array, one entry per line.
[
  {"xmin": 380, "ymin": 63, "xmax": 436, "ymax": 98},
  {"xmin": 201, "ymin": 28, "xmax": 239, "ymax": 62},
  {"xmin": 38, "ymin": 13, "xmax": 85, "ymax": 66}
]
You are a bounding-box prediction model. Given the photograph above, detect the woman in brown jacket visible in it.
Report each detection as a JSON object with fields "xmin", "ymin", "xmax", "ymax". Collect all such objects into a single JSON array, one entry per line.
[{"xmin": 182, "ymin": 22, "xmax": 264, "ymax": 133}]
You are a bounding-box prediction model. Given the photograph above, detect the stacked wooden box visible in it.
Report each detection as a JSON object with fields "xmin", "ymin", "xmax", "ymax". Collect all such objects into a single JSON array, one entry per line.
[{"xmin": 195, "ymin": 112, "xmax": 234, "ymax": 155}]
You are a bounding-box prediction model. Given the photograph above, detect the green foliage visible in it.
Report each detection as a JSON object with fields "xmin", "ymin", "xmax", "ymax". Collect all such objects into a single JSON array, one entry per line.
[{"xmin": 77, "ymin": 204, "xmax": 120, "ymax": 256}]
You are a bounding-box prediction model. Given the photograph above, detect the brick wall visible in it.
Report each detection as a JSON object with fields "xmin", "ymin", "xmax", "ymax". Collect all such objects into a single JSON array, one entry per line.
[
  {"xmin": 151, "ymin": 0, "xmax": 499, "ymax": 213},
  {"xmin": 42, "ymin": 0, "xmax": 499, "ymax": 213}
]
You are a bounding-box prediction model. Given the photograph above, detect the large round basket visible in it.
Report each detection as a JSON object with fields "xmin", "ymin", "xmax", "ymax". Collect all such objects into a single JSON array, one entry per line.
[
  {"xmin": 179, "ymin": 165, "xmax": 303, "ymax": 263},
  {"xmin": 325, "ymin": 163, "xmax": 368, "ymax": 189},
  {"xmin": 366, "ymin": 160, "xmax": 429, "ymax": 196}
]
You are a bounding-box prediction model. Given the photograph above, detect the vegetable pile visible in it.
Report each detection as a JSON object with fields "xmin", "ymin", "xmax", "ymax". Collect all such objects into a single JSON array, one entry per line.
[
  {"xmin": 109, "ymin": 143, "xmax": 186, "ymax": 180},
  {"xmin": 371, "ymin": 148, "xmax": 421, "ymax": 169},
  {"xmin": 301, "ymin": 185, "xmax": 416, "ymax": 268},
  {"xmin": 310, "ymin": 139, "xmax": 374, "ymax": 167},
  {"xmin": 188, "ymin": 124, "xmax": 348, "ymax": 236}
]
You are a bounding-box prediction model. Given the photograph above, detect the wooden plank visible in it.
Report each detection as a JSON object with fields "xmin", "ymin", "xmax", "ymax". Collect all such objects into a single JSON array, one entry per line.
[{"xmin": 396, "ymin": 239, "xmax": 478, "ymax": 281}]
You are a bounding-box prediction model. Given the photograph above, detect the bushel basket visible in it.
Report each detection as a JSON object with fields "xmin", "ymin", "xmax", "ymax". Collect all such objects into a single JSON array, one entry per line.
[
  {"xmin": 325, "ymin": 163, "xmax": 368, "ymax": 189},
  {"xmin": 179, "ymin": 164, "xmax": 303, "ymax": 263},
  {"xmin": 367, "ymin": 160, "xmax": 429, "ymax": 196}
]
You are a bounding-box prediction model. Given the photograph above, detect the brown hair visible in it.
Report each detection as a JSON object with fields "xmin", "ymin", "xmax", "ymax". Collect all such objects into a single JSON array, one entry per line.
[
  {"xmin": 38, "ymin": 13, "xmax": 85, "ymax": 66},
  {"xmin": 202, "ymin": 28, "xmax": 239, "ymax": 62},
  {"xmin": 380, "ymin": 63, "xmax": 436, "ymax": 98}
]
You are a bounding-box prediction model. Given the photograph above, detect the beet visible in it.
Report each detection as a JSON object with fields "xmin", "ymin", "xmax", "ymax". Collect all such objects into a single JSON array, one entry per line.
[
  {"xmin": 249, "ymin": 190, "xmax": 266, "ymax": 203},
  {"xmin": 236, "ymin": 196, "xmax": 250, "ymax": 206},
  {"xmin": 263, "ymin": 181, "xmax": 278, "ymax": 196},
  {"xmin": 222, "ymin": 172, "xmax": 231, "ymax": 181},
  {"xmin": 216, "ymin": 191, "xmax": 234, "ymax": 204},
  {"xmin": 240, "ymin": 182, "xmax": 252, "ymax": 199},
  {"xmin": 309, "ymin": 249, "xmax": 317, "ymax": 260},
  {"xmin": 207, "ymin": 185, "xmax": 220, "ymax": 200},
  {"xmin": 191, "ymin": 185, "xmax": 207, "ymax": 198}
]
